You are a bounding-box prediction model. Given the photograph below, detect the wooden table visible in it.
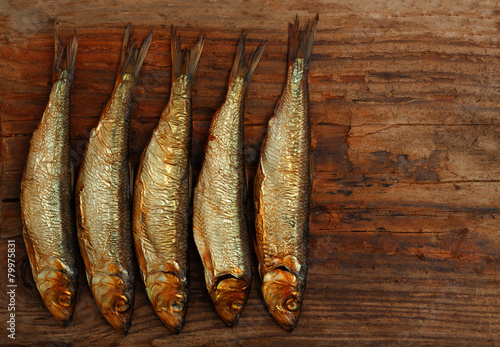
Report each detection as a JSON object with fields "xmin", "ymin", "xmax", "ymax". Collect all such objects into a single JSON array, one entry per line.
[{"xmin": 1, "ymin": 0, "xmax": 499, "ymax": 345}]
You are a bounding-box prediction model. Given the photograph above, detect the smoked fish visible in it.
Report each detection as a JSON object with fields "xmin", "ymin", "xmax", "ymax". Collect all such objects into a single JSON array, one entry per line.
[
  {"xmin": 75, "ymin": 25, "xmax": 152, "ymax": 333},
  {"xmin": 253, "ymin": 15, "xmax": 318, "ymax": 331},
  {"xmin": 193, "ymin": 35, "xmax": 265, "ymax": 326},
  {"xmin": 133, "ymin": 28, "xmax": 204, "ymax": 334},
  {"xmin": 20, "ymin": 22, "xmax": 78, "ymax": 327}
]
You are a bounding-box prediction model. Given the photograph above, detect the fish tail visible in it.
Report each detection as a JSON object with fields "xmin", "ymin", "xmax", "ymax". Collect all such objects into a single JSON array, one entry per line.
[
  {"xmin": 288, "ymin": 14, "xmax": 319, "ymax": 68},
  {"xmin": 171, "ymin": 26, "xmax": 205, "ymax": 82},
  {"xmin": 53, "ymin": 20, "xmax": 78, "ymax": 82},
  {"xmin": 229, "ymin": 32, "xmax": 266, "ymax": 87},
  {"xmin": 117, "ymin": 24, "xmax": 153, "ymax": 84}
]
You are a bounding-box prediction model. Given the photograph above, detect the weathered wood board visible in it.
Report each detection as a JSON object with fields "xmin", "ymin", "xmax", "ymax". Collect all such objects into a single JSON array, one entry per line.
[{"xmin": 1, "ymin": 0, "xmax": 499, "ymax": 345}]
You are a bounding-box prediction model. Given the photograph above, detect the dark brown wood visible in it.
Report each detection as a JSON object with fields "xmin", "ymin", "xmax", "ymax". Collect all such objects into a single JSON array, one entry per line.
[{"xmin": 1, "ymin": 0, "xmax": 499, "ymax": 345}]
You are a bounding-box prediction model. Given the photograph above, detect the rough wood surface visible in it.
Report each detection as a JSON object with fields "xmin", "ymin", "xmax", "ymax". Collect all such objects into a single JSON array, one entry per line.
[{"xmin": 1, "ymin": 0, "xmax": 500, "ymax": 345}]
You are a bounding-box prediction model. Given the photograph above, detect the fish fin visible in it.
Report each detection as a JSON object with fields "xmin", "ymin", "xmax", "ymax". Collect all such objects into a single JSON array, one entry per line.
[
  {"xmin": 253, "ymin": 237, "xmax": 264, "ymax": 278},
  {"xmin": 23, "ymin": 227, "xmax": 38, "ymax": 274},
  {"xmin": 245, "ymin": 164, "xmax": 249, "ymax": 190},
  {"xmin": 129, "ymin": 161, "xmax": 134, "ymax": 199},
  {"xmin": 188, "ymin": 161, "xmax": 192, "ymax": 200},
  {"xmin": 288, "ymin": 14, "xmax": 319, "ymax": 68},
  {"xmin": 243, "ymin": 164, "xmax": 249, "ymax": 211},
  {"xmin": 116, "ymin": 24, "xmax": 153, "ymax": 84},
  {"xmin": 283, "ymin": 255, "xmax": 302, "ymax": 276},
  {"xmin": 257, "ymin": 129, "xmax": 268, "ymax": 163},
  {"xmin": 134, "ymin": 232, "xmax": 148, "ymax": 278},
  {"xmin": 309, "ymin": 152, "xmax": 314, "ymax": 187},
  {"xmin": 117, "ymin": 23, "xmax": 132, "ymax": 78},
  {"xmin": 229, "ymin": 33, "xmax": 266, "ymax": 87},
  {"xmin": 171, "ymin": 27, "xmax": 205, "ymax": 82},
  {"xmin": 200, "ymin": 239, "xmax": 214, "ymax": 278},
  {"xmin": 70, "ymin": 160, "xmax": 74, "ymax": 191},
  {"xmin": 53, "ymin": 21, "xmax": 78, "ymax": 82}
]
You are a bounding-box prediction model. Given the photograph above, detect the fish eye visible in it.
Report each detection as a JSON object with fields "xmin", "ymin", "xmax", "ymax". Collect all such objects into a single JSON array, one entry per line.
[
  {"xmin": 232, "ymin": 300, "xmax": 244, "ymax": 310},
  {"xmin": 284, "ymin": 297, "xmax": 300, "ymax": 312},
  {"xmin": 57, "ymin": 293, "xmax": 72, "ymax": 307},
  {"xmin": 169, "ymin": 299, "xmax": 185, "ymax": 313},
  {"xmin": 114, "ymin": 298, "xmax": 130, "ymax": 313}
]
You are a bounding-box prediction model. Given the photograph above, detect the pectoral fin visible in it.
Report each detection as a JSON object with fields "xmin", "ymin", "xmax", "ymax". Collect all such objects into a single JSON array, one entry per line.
[
  {"xmin": 23, "ymin": 228, "xmax": 38, "ymax": 273},
  {"xmin": 188, "ymin": 161, "xmax": 192, "ymax": 200},
  {"xmin": 309, "ymin": 153, "xmax": 314, "ymax": 186},
  {"xmin": 70, "ymin": 160, "xmax": 75, "ymax": 191},
  {"xmin": 129, "ymin": 161, "xmax": 134, "ymax": 199}
]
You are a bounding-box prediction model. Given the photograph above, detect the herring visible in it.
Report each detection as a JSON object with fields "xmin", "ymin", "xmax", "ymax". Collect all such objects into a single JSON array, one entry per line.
[
  {"xmin": 254, "ymin": 15, "xmax": 318, "ymax": 332},
  {"xmin": 133, "ymin": 27, "xmax": 204, "ymax": 334},
  {"xmin": 75, "ymin": 24, "xmax": 152, "ymax": 334},
  {"xmin": 193, "ymin": 33, "xmax": 266, "ymax": 326},
  {"xmin": 20, "ymin": 22, "xmax": 78, "ymax": 327}
]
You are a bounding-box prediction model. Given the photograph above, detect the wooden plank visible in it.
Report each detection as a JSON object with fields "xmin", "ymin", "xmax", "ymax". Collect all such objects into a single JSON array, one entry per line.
[
  {"xmin": 1, "ymin": 0, "xmax": 500, "ymax": 345},
  {"xmin": 0, "ymin": 228, "xmax": 498, "ymax": 345},
  {"xmin": 4, "ymin": 121, "xmax": 498, "ymax": 179},
  {"xmin": 346, "ymin": 125, "xmax": 500, "ymax": 181}
]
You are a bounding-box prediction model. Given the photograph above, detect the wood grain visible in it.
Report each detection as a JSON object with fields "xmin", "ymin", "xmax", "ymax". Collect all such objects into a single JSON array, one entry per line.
[{"xmin": 1, "ymin": 0, "xmax": 499, "ymax": 345}]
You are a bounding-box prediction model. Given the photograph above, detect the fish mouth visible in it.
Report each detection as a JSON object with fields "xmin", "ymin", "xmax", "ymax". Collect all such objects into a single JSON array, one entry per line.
[
  {"xmin": 45, "ymin": 295, "xmax": 75, "ymax": 327},
  {"xmin": 146, "ymin": 272, "xmax": 188, "ymax": 334},
  {"xmin": 38, "ymin": 271, "xmax": 76, "ymax": 327},
  {"xmin": 269, "ymin": 306, "xmax": 300, "ymax": 332},
  {"xmin": 101, "ymin": 298, "xmax": 133, "ymax": 333},
  {"xmin": 91, "ymin": 273, "xmax": 134, "ymax": 333},
  {"xmin": 265, "ymin": 293, "xmax": 301, "ymax": 332},
  {"xmin": 156, "ymin": 308, "xmax": 186, "ymax": 334},
  {"xmin": 262, "ymin": 268, "xmax": 303, "ymax": 332},
  {"xmin": 96, "ymin": 291, "xmax": 134, "ymax": 333},
  {"xmin": 211, "ymin": 276, "xmax": 249, "ymax": 326},
  {"xmin": 214, "ymin": 303, "xmax": 243, "ymax": 327},
  {"xmin": 154, "ymin": 291, "xmax": 188, "ymax": 333}
]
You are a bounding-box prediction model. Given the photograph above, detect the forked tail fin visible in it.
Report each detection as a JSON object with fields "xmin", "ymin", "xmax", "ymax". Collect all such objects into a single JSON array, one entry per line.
[
  {"xmin": 171, "ymin": 27, "xmax": 205, "ymax": 82},
  {"xmin": 288, "ymin": 14, "xmax": 319, "ymax": 68},
  {"xmin": 116, "ymin": 24, "xmax": 153, "ymax": 85},
  {"xmin": 229, "ymin": 33, "xmax": 266, "ymax": 87},
  {"xmin": 53, "ymin": 21, "xmax": 78, "ymax": 82}
]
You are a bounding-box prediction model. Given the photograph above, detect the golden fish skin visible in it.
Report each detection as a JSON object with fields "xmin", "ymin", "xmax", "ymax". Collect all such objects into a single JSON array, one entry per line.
[
  {"xmin": 75, "ymin": 25, "xmax": 152, "ymax": 334},
  {"xmin": 133, "ymin": 28, "xmax": 204, "ymax": 334},
  {"xmin": 20, "ymin": 23, "xmax": 78, "ymax": 327},
  {"xmin": 193, "ymin": 35, "xmax": 265, "ymax": 326},
  {"xmin": 254, "ymin": 15, "xmax": 318, "ymax": 332}
]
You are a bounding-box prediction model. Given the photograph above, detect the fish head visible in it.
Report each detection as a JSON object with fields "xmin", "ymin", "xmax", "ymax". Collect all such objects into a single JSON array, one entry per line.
[
  {"xmin": 38, "ymin": 268, "xmax": 76, "ymax": 327},
  {"xmin": 148, "ymin": 272, "xmax": 188, "ymax": 334},
  {"xmin": 211, "ymin": 276, "xmax": 249, "ymax": 326},
  {"xmin": 262, "ymin": 268, "xmax": 303, "ymax": 332},
  {"xmin": 92, "ymin": 273, "xmax": 134, "ymax": 334}
]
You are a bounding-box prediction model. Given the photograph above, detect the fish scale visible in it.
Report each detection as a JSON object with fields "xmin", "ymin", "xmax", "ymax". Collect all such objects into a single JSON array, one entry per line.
[
  {"xmin": 254, "ymin": 15, "xmax": 318, "ymax": 332},
  {"xmin": 21, "ymin": 23, "xmax": 77, "ymax": 327},
  {"xmin": 132, "ymin": 29, "xmax": 204, "ymax": 333},
  {"xmin": 76, "ymin": 25, "xmax": 152, "ymax": 334},
  {"xmin": 193, "ymin": 34, "xmax": 266, "ymax": 326},
  {"xmin": 194, "ymin": 89, "xmax": 248, "ymax": 274}
]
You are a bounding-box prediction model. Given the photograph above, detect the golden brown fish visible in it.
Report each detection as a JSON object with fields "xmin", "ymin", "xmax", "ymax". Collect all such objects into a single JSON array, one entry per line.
[
  {"xmin": 193, "ymin": 34, "xmax": 265, "ymax": 326},
  {"xmin": 133, "ymin": 28, "xmax": 204, "ymax": 334},
  {"xmin": 20, "ymin": 22, "xmax": 77, "ymax": 327},
  {"xmin": 253, "ymin": 15, "xmax": 318, "ymax": 332},
  {"xmin": 75, "ymin": 25, "xmax": 152, "ymax": 334}
]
